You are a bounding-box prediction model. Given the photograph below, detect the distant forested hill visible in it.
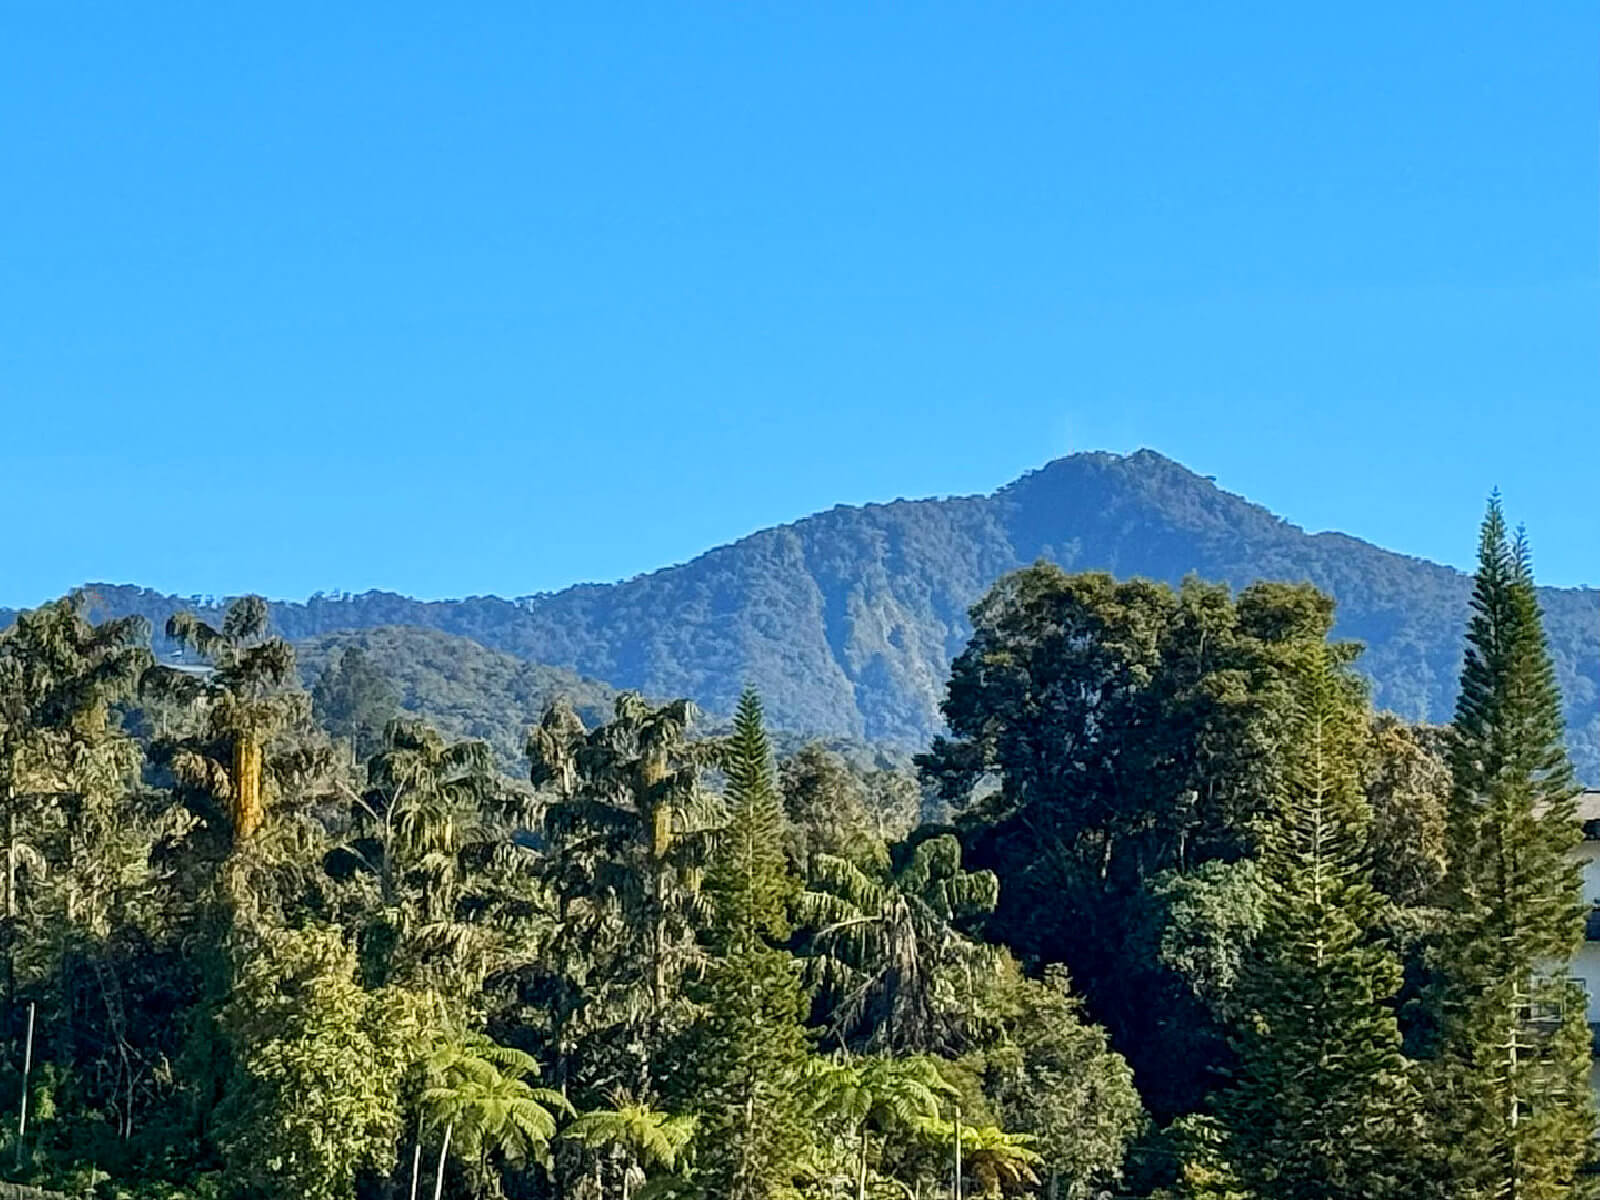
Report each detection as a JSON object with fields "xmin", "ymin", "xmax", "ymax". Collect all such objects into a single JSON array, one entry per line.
[
  {"xmin": 10, "ymin": 450, "xmax": 1598, "ymax": 777},
  {"xmin": 290, "ymin": 626, "xmax": 914, "ymax": 777},
  {"xmin": 292, "ymin": 627, "xmax": 621, "ymax": 771}
]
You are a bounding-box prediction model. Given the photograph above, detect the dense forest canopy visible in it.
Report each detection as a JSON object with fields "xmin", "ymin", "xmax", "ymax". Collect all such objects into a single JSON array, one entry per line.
[
  {"xmin": 8, "ymin": 452, "xmax": 1598, "ymax": 781},
  {"xmin": 0, "ymin": 494, "xmax": 1593, "ymax": 1198}
]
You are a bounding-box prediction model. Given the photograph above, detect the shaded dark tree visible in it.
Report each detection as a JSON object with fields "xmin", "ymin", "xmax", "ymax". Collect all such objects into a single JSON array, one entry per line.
[
  {"xmin": 921, "ymin": 566, "xmax": 1350, "ymax": 1117},
  {"xmin": 311, "ymin": 646, "xmax": 399, "ymax": 762}
]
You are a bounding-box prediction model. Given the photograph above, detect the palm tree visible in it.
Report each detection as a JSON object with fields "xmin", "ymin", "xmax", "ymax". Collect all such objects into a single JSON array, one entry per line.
[
  {"xmin": 145, "ymin": 598, "xmax": 294, "ymax": 846},
  {"xmin": 140, "ymin": 596, "xmax": 339, "ymax": 915},
  {"xmin": 332, "ymin": 718, "xmax": 539, "ymax": 996},
  {"xmin": 563, "ymin": 1094, "xmax": 696, "ymax": 1200},
  {"xmin": 420, "ymin": 1028, "xmax": 574, "ymax": 1199},
  {"xmin": 527, "ymin": 695, "xmax": 721, "ymax": 1097},
  {"xmin": 802, "ymin": 1054, "xmax": 954, "ymax": 1200},
  {"xmin": 916, "ymin": 1120, "xmax": 1042, "ymax": 1198},
  {"xmin": 799, "ymin": 834, "xmax": 998, "ymax": 1055}
]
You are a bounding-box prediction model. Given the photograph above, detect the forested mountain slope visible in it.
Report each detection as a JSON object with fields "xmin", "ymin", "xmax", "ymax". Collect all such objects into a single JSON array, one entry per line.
[
  {"xmin": 291, "ymin": 625, "xmax": 915, "ymax": 777},
  {"xmin": 12, "ymin": 450, "xmax": 1598, "ymax": 776},
  {"xmin": 292, "ymin": 627, "xmax": 621, "ymax": 770}
]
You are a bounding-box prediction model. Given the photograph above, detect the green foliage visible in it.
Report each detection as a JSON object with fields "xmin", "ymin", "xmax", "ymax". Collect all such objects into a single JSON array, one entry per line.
[
  {"xmin": 296, "ymin": 627, "xmax": 618, "ymax": 773},
  {"xmin": 1363, "ymin": 714, "xmax": 1450, "ymax": 910},
  {"xmin": 215, "ymin": 924, "xmax": 422, "ymax": 1200},
  {"xmin": 1139, "ymin": 860, "xmax": 1267, "ymax": 1024},
  {"xmin": 0, "ymin": 594, "xmax": 177, "ymax": 1158},
  {"xmin": 1425, "ymin": 498, "xmax": 1597, "ymax": 1199},
  {"xmin": 8, "ymin": 494, "xmax": 1594, "ymax": 1200},
  {"xmin": 524, "ymin": 694, "xmax": 721, "ymax": 1105},
  {"xmin": 800, "ymin": 1053, "xmax": 955, "ymax": 1197},
  {"xmin": 0, "ymin": 600, "xmax": 1071, "ymax": 1200},
  {"xmin": 0, "ymin": 593, "xmax": 153, "ymax": 945},
  {"xmin": 709, "ymin": 691, "xmax": 793, "ymax": 945},
  {"xmin": 689, "ymin": 690, "xmax": 812, "ymax": 1200},
  {"xmin": 961, "ymin": 962, "xmax": 1143, "ymax": 1199},
  {"xmin": 1156, "ymin": 1115, "xmax": 1253, "ymax": 1200},
  {"xmin": 564, "ymin": 1098, "xmax": 696, "ymax": 1200},
  {"xmin": 778, "ymin": 744, "xmax": 885, "ymax": 873},
  {"xmin": 922, "ymin": 565, "xmax": 1349, "ymax": 1117},
  {"xmin": 916, "ymin": 1118, "xmax": 1043, "ymax": 1198},
  {"xmin": 419, "ymin": 1027, "xmax": 574, "ymax": 1196},
  {"xmin": 140, "ymin": 597, "xmax": 340, "ymax": 917},
  {"xmin": 309, "ymin": 646, "xmax": 398, "ymax": 762},
  {"xmin": 331, "ymin": 718, "xmax": 540, "ymax": 998},
  {"xmin": 1215, "ymin": 646, "xmax": 1421, "ymax": 1200},
  {"xmin": 798, "ymin": 833, "xmax": 997, "ymax": 1056}
]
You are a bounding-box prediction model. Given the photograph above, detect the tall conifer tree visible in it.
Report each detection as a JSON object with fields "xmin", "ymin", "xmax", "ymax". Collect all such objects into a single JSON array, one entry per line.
[
  {"xmin": 1428, "ymin": 496, "xmax": 1595, "ymax": 1199},
  {"xmin": 1216, "ymin": 645, "xmax": 1419, "ymax": 1199},
  {"xmin": 692, "ymin": 688, "xmax": 812, "ymax": 1200}
]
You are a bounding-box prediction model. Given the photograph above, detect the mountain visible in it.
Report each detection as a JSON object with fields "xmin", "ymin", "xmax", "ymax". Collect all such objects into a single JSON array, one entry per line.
[
  {"xmin": 12, "ymin": 450, "xmax": 1599, "ymax": 778},
  {"xmin": 291, "ymin": 626, "xmax": 915, "ymax": 777},
  {"xmin": 292, "ymin": 627, "xmax": 622, "ymax": 771}
]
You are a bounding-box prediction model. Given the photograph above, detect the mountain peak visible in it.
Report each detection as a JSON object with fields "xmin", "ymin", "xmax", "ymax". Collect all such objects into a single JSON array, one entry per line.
[
  {"xmin": 1000, "ymin": 446, "xmax": 1219, "ymax": 499},
  {"xmin": 9, "ymin": 452, "xmax": 1598, "ymax": 779}
]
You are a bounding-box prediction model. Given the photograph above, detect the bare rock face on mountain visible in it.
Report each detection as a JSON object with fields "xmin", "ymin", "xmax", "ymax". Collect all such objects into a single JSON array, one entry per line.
[{"xmin": 12, "ymin": 450, "xmax": 1598, "ymax": 778}]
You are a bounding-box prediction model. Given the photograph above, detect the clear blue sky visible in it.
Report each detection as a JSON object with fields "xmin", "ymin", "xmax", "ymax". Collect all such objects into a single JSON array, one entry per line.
[{"xmin": 3, "ymin": 3, "xmax": 1596, "ymax": 608}]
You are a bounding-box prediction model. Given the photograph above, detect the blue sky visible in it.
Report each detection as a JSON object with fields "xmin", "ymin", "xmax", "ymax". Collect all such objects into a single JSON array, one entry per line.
[{"xmin": 3, "ymin": 3, "xmax": 1595, "ymax": 607}]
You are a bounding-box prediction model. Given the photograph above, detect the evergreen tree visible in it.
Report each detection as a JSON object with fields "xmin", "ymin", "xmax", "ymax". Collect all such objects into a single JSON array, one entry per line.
[
  {"xmin": 0, "ymin": 594, "xmax": 151, "ymax": 957},
  {"xmin": 692, "ymin": 688, "xmax": 812, "ymax": 1200},
  {"xmin": 1216, "ymin": 645, "xmax": 1419, "ymax": 1200},
  {"xmin": 1427, "ymin": 498, "xmax": 1596, "ymax": 1198},
  {"xmin": 0, "ymin": 594, "xmax": 163, "ymax": 1148},
  {"xmin": 921, "ymin": 569, "xmax": 1357, "ymax": 1118}
]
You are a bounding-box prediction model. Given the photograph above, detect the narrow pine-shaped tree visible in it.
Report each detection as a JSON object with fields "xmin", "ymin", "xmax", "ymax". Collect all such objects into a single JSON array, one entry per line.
[
  {"xmin": 691, "ymin": 688, "xmax": 813, "ymax": 1199},
  {"xmin": 1427, "ymin": 497, "xmax": 1596, "ymax": 1199},
  {"xmin": 1216, "ymin": 645, "xmax": 1420, "ymax": 1200}
]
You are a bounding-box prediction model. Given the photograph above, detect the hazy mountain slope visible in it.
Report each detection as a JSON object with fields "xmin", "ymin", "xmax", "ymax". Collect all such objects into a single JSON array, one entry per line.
[
  {"xmin": 13, "ymin": 449, "xmax": 1598, "ymax": 777},
  {"xmin": 293, "ymin": 625, "xmax": 915, "ymax": 778},
  {"xmin": 293, "ymin": 626, "xmax": 622, "ymax": 771}
]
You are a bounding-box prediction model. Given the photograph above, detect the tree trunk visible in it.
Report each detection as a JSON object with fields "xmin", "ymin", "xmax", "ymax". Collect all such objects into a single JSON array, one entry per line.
[
  {"xmin": 15, "ymin": 1002, "xmax": 34, "ymax": 1169},
  {"xmin": 646, "ymin": 752, "xmax": 670, "ymax": 1016},
  {"xmin": 5, "ymin": 810, "xmax": 14, "ymax": 924},
  {"xmin": 233, "ymin": 734, "xmax": 264, "ymax": 842},
  {"xmin": 638, "ymin": 753, "xmax": 671, "ymax": 1078},
  {"xmin": 4, "ymin": 807, "xmax": 15, "ymax": 1008},
  {"xmin": 857, "ymin": 1127, "xmax": 868, "ymax": 1200},
  {"xmin": 431, "ymin": 1122, "xmax": 452, "ymax": 1200},
  {"xmin": 952, "ymin": 1107, "xmax": 961, "ymax": 1200}
]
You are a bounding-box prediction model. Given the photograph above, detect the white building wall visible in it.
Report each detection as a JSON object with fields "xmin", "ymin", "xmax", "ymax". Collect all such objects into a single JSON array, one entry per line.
[{"xmin": 1576, "ymin": 842, "xmax": 1600, "ymax": 1025}]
